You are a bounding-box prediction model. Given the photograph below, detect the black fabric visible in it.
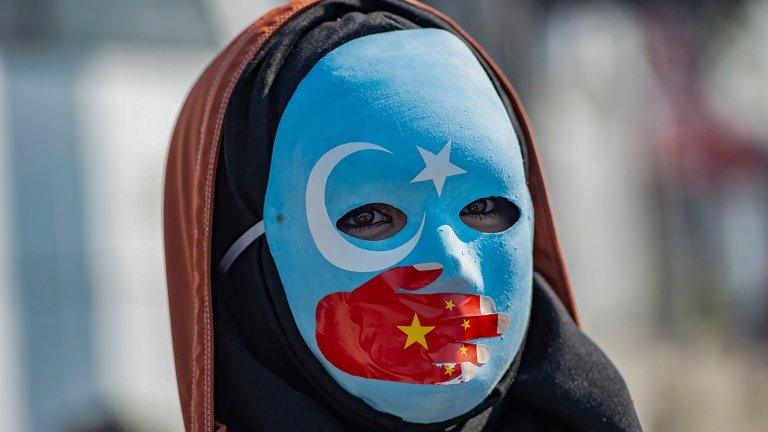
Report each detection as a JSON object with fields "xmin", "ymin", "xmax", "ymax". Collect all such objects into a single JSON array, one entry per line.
[
  {"xmin": 211, "ymin": 0, "xmax": 641, "ymax": 431},
  {"xmin": 502, "ymin": 274, "xmax": 643, "ymax": 432}
]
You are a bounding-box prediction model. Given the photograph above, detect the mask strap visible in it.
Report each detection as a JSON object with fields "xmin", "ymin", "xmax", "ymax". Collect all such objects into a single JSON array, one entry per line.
[{"xmin": 218, "ymin": 220, "xmax": 265, "ymax": 276}]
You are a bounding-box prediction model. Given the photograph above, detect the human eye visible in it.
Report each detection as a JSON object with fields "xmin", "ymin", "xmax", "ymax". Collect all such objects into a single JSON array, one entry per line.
[
  {"xmin": 336, "ymin": 203, "xmax": 407, "ymax": 240},
  {"xmin": 459, "ymin": 197, "xmax": 520, "ymax": 233}
]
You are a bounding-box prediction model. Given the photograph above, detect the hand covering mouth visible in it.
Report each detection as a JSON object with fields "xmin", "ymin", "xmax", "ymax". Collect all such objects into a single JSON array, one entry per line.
[{"xmin": 315, "ymin": 263, "xmax": 510, "ymax": 385}]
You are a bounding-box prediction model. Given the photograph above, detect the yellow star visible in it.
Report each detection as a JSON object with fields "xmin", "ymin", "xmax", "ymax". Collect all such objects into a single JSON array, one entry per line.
[
  {"xmin": 461, "ymin": 319, "xmax": 471, "ymax": 330},
  {"xmin": 459, "ymin": 345, "xmax": 469, "ymax": 356},
  {"xmin": 444, "ymin": 299, "xmax": 455, "ymax": 311},
  {"xmin": 444, "ymin": 364, "xmax": 456, "ymax": 376},
  {"xmin": 397, "ymin": 313, "xmax": 436, "ymax": 349}
]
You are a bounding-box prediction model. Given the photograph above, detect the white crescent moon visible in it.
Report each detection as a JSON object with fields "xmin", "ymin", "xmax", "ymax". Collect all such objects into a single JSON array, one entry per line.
[{"xmin": 305, "ymin": 142, "xmax": 425, "ymax": 272}]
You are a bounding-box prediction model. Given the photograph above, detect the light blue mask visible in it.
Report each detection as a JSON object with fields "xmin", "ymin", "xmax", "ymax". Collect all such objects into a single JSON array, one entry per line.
[{"xmin": 261, "ymin": 29, "xmax": 533, "ymax": 424}]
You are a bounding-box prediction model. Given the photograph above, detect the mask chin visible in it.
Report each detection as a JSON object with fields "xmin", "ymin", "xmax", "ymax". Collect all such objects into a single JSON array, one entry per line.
[{"xmin": 263, "ymin": 28, "xmax": 534, "ymax": 423}]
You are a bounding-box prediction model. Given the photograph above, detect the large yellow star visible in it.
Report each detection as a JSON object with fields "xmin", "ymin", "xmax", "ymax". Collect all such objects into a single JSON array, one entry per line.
[{"xmin": 397, "ymin": 313, "xmax": 436, "ymax": 349}]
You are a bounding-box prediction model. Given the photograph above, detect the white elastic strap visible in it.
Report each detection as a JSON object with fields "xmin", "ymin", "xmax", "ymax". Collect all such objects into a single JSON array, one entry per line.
[{"xmin": 218, "ymin": 220, "xmax": 265, "ymax": 275}]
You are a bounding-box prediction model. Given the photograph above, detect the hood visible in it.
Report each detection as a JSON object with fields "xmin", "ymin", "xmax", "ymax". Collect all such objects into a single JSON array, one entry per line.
[{"xmin": 163, "ymin": 1, "xmax": 578, "ymax": 431}]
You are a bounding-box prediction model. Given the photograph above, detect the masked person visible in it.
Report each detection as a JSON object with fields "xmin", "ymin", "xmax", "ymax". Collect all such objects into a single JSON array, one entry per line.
[{"xmin": 164, "ymin": 1, "xmax": 642, "ymax": 431}]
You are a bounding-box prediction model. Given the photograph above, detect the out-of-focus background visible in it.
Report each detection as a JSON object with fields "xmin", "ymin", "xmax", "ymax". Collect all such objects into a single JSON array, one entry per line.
[{"xmin": 0, "ymin": 0, "xmax": 765, "ymax": 430}]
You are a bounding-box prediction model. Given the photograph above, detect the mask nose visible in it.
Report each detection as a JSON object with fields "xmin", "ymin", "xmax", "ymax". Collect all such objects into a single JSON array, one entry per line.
[{"xmin": 429, "ymin": 224, "xmax": 484, "ymax": 293}]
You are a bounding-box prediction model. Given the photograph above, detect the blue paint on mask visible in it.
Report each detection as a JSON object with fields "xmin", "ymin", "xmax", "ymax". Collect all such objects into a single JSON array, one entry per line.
[{"xmin": 264, "ymin": 29, "xmax": 533, "ymax": 423}]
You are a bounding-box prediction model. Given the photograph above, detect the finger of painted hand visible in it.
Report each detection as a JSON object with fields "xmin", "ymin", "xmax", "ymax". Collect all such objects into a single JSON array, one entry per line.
[
  {"xmin": 354, "ymin": 263, "xmax": 443, "ymax": 297},
  {"xmin": 398, "ymin": 293, "xmax": 497, "ymax": 319},
  {"xmin": 403, "ymin": 362, "xmax": 463, "ymax": 385},
  {"xmin": 433, "ymin": 362, "xmax": 480, "ymax": 385},
  {"xmin": 427, "ymin": 342, "xmax": 490, "ymax": 366},
  {"xmin": 431, "ymin": 313, "xmax": 510, "ymax": 342},
  {"xmin": 377, "ymin": 359, "xmax": 480, "ymax": 385}
]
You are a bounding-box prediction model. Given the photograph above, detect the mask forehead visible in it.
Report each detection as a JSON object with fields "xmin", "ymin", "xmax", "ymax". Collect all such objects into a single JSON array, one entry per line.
[
  {"xmin": 264, "ymin": 29, "xmax": 532, "ymax": 423},
  {"xmin": 270, "ymin": 28, "xmax": 525, "ymax": 205}
]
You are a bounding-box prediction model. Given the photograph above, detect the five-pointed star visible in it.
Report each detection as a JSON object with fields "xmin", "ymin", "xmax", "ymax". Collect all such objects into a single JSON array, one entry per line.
[
  {"xmin": 461, "ymin": 319, "xmax": 471, "ymax": 330},
  {"xmin": 397, "ymin": 313, "xmax": 436, "ymax": 349},
  {"xmin": 444, "ymin": 299, "xmax": 455, "ymax": 311},
  {"xmin": 410, "ymin": 141, "xmax": 466, "ymax": 196},
  {"xmin": 459, "ymin": 345, "xmax": 469, "ymax": 356},
  {"xmin": 444, "ymin": 364, "xmax": 456, "ymax": 376}
]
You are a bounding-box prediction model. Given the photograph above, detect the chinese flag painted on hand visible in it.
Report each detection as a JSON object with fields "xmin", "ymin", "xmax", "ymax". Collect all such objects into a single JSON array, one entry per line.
[{"xmin": 315, "ymin": 264, "xmax": 509, "ymax": 385}]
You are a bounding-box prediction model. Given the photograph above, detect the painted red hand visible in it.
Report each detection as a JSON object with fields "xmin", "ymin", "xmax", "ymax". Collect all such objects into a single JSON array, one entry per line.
[{"xmin": 315, "ymin": 264, "xmax": 509, "ymax": 385}]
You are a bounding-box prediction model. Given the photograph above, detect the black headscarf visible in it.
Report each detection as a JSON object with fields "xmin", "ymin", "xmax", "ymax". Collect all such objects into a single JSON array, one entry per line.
[{"xmin": 210, "ymin": 1, "xmax": 642, "ymax": 431}]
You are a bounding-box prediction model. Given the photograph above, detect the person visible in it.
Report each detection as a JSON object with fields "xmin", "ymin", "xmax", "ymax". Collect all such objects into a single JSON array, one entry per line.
[{"xmin": 163, "ymin": 1, "xmax": 642, "ymax": 431}]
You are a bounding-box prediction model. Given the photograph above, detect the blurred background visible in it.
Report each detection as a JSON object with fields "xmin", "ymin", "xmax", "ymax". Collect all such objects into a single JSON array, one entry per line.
[{"xmin": 0, "ymin": 0, "xmax": 766, "ymax": 430}]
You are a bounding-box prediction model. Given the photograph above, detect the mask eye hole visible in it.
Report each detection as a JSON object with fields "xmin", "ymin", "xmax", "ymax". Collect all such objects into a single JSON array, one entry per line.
[
  {"xmin": 336, "ymin": 203, "xmax": 407, "ymax": 241},
  {"xmin": 459, "ymin": 197, "xmax": 520, "ymax": 233}
]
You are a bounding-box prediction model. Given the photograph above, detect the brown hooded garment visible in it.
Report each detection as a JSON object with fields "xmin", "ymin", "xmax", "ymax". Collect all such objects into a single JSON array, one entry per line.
[{"xmin": 164, "ymin": 1, "xmax": 593, "ymax": 431}]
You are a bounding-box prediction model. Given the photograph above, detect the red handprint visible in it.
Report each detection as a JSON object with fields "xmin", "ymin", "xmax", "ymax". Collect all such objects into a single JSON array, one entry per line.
[{"xmin": 315, "ymin": 263, "xmax": 509, "ymax": 385}]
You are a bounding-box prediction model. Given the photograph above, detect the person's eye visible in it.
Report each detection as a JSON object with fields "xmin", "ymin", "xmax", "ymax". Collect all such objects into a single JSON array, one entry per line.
[
  {"xmin": 459, "ymin": 197, "xmax": 520, "ymax": 233},
  {"xmin": 336, "ymin": 203, "xmax": 407, "ymax": 241}
]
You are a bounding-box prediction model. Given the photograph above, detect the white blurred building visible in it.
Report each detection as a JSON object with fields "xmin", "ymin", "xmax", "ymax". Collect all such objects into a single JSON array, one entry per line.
[{"xmin": 0, "ymin": 1, "xmax": 280, "ymax": 430}]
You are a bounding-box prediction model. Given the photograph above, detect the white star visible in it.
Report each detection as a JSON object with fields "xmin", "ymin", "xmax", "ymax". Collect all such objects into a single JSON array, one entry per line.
[{"xmin": 410, "ymin": 141, "xmax": 466, "ymax": 196}]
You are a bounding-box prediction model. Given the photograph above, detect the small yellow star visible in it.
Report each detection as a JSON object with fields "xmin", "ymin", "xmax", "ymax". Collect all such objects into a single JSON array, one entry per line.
[
  {"xmin": 461, "ymin": 319, "xmax": 471, "ymax": 330},
  {"xmin": 444, "ymin": 299, "xmax": 455, "ymax": 311},
  {"xmin": 444, "ymin": 364, "xmax": 456, "ymax": 376},
  {"xmin": 459, "ymin": 345, "xmax": 469, "ymax": 356},
  {"xmin": 397, "ymin": 313, "xmax": 436, "ymax": 349}
]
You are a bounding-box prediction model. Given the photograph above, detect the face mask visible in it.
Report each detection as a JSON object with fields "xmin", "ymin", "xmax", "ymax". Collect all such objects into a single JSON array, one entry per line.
[{"xmin": 259, "ymin": 29, "xmax": 533, "ymax": 424}]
